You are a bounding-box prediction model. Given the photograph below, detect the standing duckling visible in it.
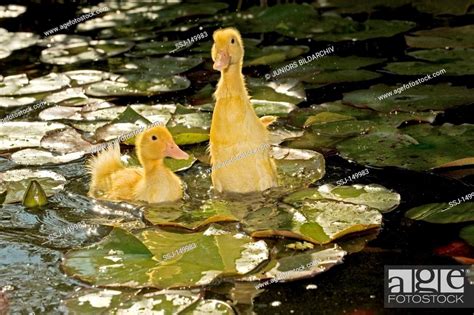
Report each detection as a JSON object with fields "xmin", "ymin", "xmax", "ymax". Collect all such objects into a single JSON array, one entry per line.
[
  {"xmin": 210, "ymin": 27, "xmax": 278, "ymax": 193},
  {"xmin": 88, "ymin": 126, "xmax": 189, "ymax": 203}
]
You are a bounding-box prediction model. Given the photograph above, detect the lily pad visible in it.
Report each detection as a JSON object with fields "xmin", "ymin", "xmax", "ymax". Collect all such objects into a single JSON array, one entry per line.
[
  {"xmin": 250, "ymin": 200, "xmax": 382, "ymax": 244},
  {"xmin": 460, "ymin": 225, "xmax": 474, "ymax": 246},
  {"xmin": 343, "ymin": 84, "xmax": 474, "ymax": 112},
  {"xmin": 113, "ymin": 56, "xmax": 203, "ymax": 75},
  {"xmin": 0, "ymin": 121, "xmax": 67, "ymax": 151},
  {"xmin": 10, "ymin": 149, "xmax": 84, "ymax": 166},
  {"xmin": 62, "ymin": 227, "xmax": 269, "ymax": 288},
  {"xmin": 405, "ymin": 201, "xmax": 474, "ymax": 223},
  {"xmin": 63, "ymin": 289, "xmax": 234, "ymax": 314},
  {"xmin": 284, "ymin": 184, "xmax": 401, "ymax": 213},
  {"xmin": 168, "ymin": 126, "xmax": 210, "ymax": 145},
  {"xmin": 0, "ymin": 5, "xmax": 26, "ymax": 18},
  {"xmin": 0, "ymin": 169, "xmax": 66, "ymax": 203},
  {"xmin": 405, "ymin": 25, "xmax": 474, "ymax": 48},
  {"xmin": 245, "ymin": 45, "xmax": 310, "ymax": 66},
  {"xmin": 85, "ymin": 74, "xmax": 190, "ymax": 97},
  {"xmin": 40, "ymin": 40, "xmax": 134, "ymax": 65},
  {"xmin": 0, "ymin": 28, "xmax": 38, "ymax": 52},
  {"xmin": 337, "ymin": 124, "xmax": 474, "ymax": 171},
  {"xmin": 125, "ymin": 41, "xmax": 179, "ymax": 57},
  {"xmin": 0, "ymin": 73, "xmax": 70, "ymax": 96}
]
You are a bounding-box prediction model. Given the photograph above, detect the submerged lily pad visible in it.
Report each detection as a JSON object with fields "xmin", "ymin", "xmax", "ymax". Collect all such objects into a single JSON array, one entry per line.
[
  {"xmin": 405, "ymin": 201, "xmax": 474, "ymax": 223},
  {"xmin": 63, "ymin": 289, "xmax": 234, "ymax": 314},
  {"xmin": 0, "ymin": 169, "xmax": 66, "ymax": 203},
  {"xmin": 62, "ymin": 227, "xmax": 269, "ymax": 288}
]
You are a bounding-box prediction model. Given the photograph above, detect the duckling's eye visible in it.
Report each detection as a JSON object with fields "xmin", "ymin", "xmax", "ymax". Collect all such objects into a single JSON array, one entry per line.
[
  {"xmin": 151, "ymin": 135, "xmax": 157, "ymax": 141},
  {"xmin": 231, "ymin": 38, "xmax": 235, "ymax": 44}
]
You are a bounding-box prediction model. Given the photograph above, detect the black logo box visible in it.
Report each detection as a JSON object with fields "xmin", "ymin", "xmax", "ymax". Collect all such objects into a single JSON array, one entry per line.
[{"xmin": 384, "ymin": 265, "xmax": 474, "ymax": 308}]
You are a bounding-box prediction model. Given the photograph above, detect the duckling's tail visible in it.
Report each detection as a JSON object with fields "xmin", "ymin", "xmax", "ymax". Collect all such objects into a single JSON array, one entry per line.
[{"xmin": 87, "ymin": 144, "xmax": 124, "ymax": 196}]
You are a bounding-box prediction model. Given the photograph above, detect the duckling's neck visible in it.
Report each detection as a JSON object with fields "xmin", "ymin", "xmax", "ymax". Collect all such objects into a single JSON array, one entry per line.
[
  {"xmin": 141, "ymin": 159, "xmax": 170, "ymax": 180},
  {"xmin": 215, "ymin": 63, "xmax": 248, "ymax": 100}
]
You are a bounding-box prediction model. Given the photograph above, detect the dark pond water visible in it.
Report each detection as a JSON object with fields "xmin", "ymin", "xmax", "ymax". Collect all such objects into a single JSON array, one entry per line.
[{"xmin": 0, "ymin": 1, "xmax": 473, "ymax": 314}]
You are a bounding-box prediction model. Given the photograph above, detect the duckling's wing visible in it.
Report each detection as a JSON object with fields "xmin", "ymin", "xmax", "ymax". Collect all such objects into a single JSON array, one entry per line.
[{"xmin": 88, "ymin": 144, "xmax": 124, "ymax": 196}]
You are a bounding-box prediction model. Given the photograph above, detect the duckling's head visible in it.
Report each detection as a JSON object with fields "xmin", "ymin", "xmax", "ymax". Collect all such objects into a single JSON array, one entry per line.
[
  {"xmin": 136, "ymin": 126, "xmax": 189, "ymax": 163},
  {"xmin": 212, "ymin": 27, "xmax": 244, "ymax": 71}
]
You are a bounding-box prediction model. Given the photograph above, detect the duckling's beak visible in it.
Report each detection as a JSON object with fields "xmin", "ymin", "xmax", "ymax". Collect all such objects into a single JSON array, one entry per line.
[
  {"xmin": 165, "ymin": 142, "xmax": 189, "ymax": 160},
  {"xmin": 213, "ymin": 50, "xmax": 230, "ymax": 71}
]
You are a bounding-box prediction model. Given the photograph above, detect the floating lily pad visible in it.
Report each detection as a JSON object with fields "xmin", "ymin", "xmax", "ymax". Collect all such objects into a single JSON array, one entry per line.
[
  {"xmin": 343, "ymin": 84, "xmax": 474, "ymax": 112},
  {"xmin": 40, "ymin": 40, "xmax": 134, "ymax": 65},
  {"xmin": 113, "ymin": 56, "xmax": 203, "ymax": 75},
  {"xmin": 337, "ymin": 124, "xmax": 474, "ymax": 171},
  {"xmin": 0, "ymin": 121, "xmax": 67, "ymax": 151},
  {"xmin": 0, "ymin": 96, "xmax": 37, "ymax": 108},
  {"xmin": 0, "ymin": 5, "xmax": 26, "ymax": 18},
  {"xmin": 144, "ymin": 200, "xmax": 240, "ymax": 230},
  {"xmin": 304, "ymin": 69, "xmax": 381, "ymax": 86},
  {"xmin": 62, "ymin": 227, "xmax": 269, "ymax": 288},
  {"xmin": 37, "ymin": 34, "xmax": 91, "ymax": 48},
  {"xmin": 384, "ymin": 49, "xmax": 474, "ymax": 76},
  {"xmin": 316, "ymin": 19, "xmax": 416, "ymax": 42},
  {"xmin": 245, "ymin": 45, "xmax": 310, "ymax": 66},
  {"xmin": 168, "ymin": 125, "xmax": 209, "ymax": 145},
  {"xmin": 0, "ymin": 73, "xmax": 70, "ymax": 96},
  {"xmin": 405, "ymin": 201, "xmax": 474, "ymax": 223},
  {"xmin": 40, "ymin": 127, "xmax": 93, "ymax": 154},
  {"xmin": 405, "ymin": 25, "xmax": 474, "ymax": 48},
  {"xmin": 125, "ymin": 41, "xmax": 179, "ymax": 57},
  {"xmin": 0, "ymin": 28, "xmax": 38, "ymax": 52},
  {"xmin": 0, "ymin": 169, "xmax": 66, "ymax": 203},
  {"xmin": 313, "ymin": 0, "xmax": 411, "ymax": 14},
  {"xmin": 250, "ymin": 200, "xmax": 382, "ymax": 244},
  {"xmin": 11, "ymin": 148, "xmax": 84, "ymax": 166},
  {"xmin": 460, "ymin": 225, "xmax": 474, "ymax": 246},
  {"xmin": 63, "ymin": 289, "xmax": 234, "ymax": 314},
  {"xmin": 63, "ymin": 70, "xmax": 113, "ymax": 86},
  {"xmin": 85, "ymin": 74, "xmax": 190, "ymax": 97},
  {"xmin": 284, "ymin": 184, "xmax": 401, "ymax": 213}
]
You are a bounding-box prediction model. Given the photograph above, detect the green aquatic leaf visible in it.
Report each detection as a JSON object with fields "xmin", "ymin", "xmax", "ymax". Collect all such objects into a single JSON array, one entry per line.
[
  {"xmin": 304, "ymin": 112, "xmax": 356, "ymax": 127},
  {"xmin": 284, "ymin": 184, "xmax": 401, "ymax": 213},
  {"xmin": 22, "ymin": 180, "xmax": 48, "ymax": 208},
  {"xmin": 164, "ymin": 154, "xmax": 197, "ymax": 172},
  {"xmin": 405, "ymin": 201, "xmax": 474, "ymax": 223},
  {"xmin": 144, "ymin": 200, "xmax": 240, "ymax": 230},
  {"xmin": 113, "ymin": 56, "xmax": 203, "ymax": 75},
  {"xmin": 337, "ymin": 124, "xmax": 474, "ymax": 171},
  {"xmin": 125, "ymin": 41, "xmax": 180, "ymax": 57},
  {"xmin": 0, "ymin": 122, "xmax": 67, "ymax": 151},
  {"xmin": 85, "ymin": 74, "xmax": 190, "ymax": 97},
  {"xmin": 10, "ymin": 149, "xmax": 84, "ymax": 166},
  {"xmin": 62, "ymin": 227, "xmax": 269, "ymax": 288},
  {"xmin": 40, "ymin": 40, "xmax": 134, "ymax": 65},
  {"xmin": 0, "ymin": 5, "xmax": 26, "ymax": 18},
  {"xmin": 405, "ymin": 25, "xmax": 474, "ymax": 48},
  {"xmin": 0, "ymin": 169, "xmax": 66, "ymax": 204},
  {"xmin": 0, "ymin": 73, "xmax": 70, "ymax": 96},
  {"xmin": 167, "ymin": 125, "xmax": 210, "ymax": 145},
  {"xmin": 303, "ymin": 69, "xmax": 381, "ymax": 85},
  {"xmin": 343, "ymin": 84, "xmax": 474, "ymax": 113},
  {"xmin": 245, "ymin": 45, "xmax": 310, "ymax": 66},
  {"xmin": 460, "ymin": 225, "xmax": 474, "ymax": 246}
]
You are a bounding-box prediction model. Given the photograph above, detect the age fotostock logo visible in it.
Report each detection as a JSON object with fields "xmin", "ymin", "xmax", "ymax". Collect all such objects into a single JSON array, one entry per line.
[{"xmin": 384, "ymin": 266, "xmax": 474, "ymax": 308}]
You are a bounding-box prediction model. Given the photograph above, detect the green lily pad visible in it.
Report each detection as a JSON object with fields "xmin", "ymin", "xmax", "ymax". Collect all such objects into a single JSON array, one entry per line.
[
  {"xmin": 10, "ymin": 149, "xmax": 84, "ymax": 166},
  {"xmin": 406, "ymin": 25, "xmax": 474, "ymax": 48},
  {"xmin": 313, "ymin": 0, "xmax": 411, "ymax": 14},
  {"xmin": 316, "ymin": 19, "xmax": 416, "ymax": 42},
  {"xmin": 0, "ymin": 5, "xmax": 26, "ymax": 18},
  {"xmin": 460, "ymin": 225, "xmax": 474, "ymax": 246},
  {"xmin": 85, "ymin": 74, "xmax": 190, "ymax": 97},
  {"xmin": 405, "ymin": 201, "xmax": 474, "ymax": 223},
  {"xmin": 304, "ymin": 112, "xmax": 356, "ymax": 127},
  {"xmin": 0, "ymin": 169, "xmax": 66, "ymax": 203},
  {"xmin": 303, "ymin": 69, "xmax": 381, "ymax": 86},
  {"xmin": 144, "ymin": 200, "xmax": 240, "ymax": 230},
  {"xmin": 245, "ymin": 45, "xmax": 310, "ymax": 66},
  {"xmin": 0, "ymin": 28, "xmax": 38, "ymax": 52},
  {"xmin": 40, "ymin": 40, "xmax": 134, "ymax": 65},
  {"xmin": 40, "ymin": 127, "xmax": 93, "ymax": 154},
  {"xmin": 167, "ymin": 125, "xmax": 210, "ymax": 145},
  {"xmin": 0, "ymin": 122, "xmax": 67, "ymax": 151},
  {"xmin": 284, "ymin": 184, "xmax": 401, "ymax": 213},
  {"xmin": 125, "ymin": 41, "xmax": 180, "ymax": 57},
  {"xmin": 62, "ymin": 227, "xmax": 269, "ymax": 288},
  {"xmin": 343, "ymin": 84, "xmax": 474, "ymax": 112},
  {"xmin": 113, "ymin": 56, "xmax": 203, "ymax": 75},
  {"xmin": 167, "ymin": 112, "xmax": 212, "ymax": 129},
  {"xmin": 0, "ymin": 73, "xmax": 70, "ymax": 96},
  {"xmin": 63, "ymin": 70, "xmax": 113, "ymax": 86},
  {"xmin": 22, "ymin": 180, "xmax": 48, "ymax": 208},
  {"xmin": 384, "ymin": 49, "xmax": 474, "ymax": 76},
  {"xmin": 63, "ymin": 289, "xmax": 234, "ymax": 314},
  {"xmin": 337, "ymin": 124, "xmax": 474, "ymax": 171},
  {"xmin": 250, "ymin": 200, "xmax": 382, "ymax": 244}
]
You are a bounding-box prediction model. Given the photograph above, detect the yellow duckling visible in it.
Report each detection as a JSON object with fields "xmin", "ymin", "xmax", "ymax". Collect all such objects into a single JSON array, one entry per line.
[
  {"xmin": 88, "ymin": 126, "xmax": 189, "ymax": 203},
  {"xmin": 210, "ymin": 27, "xmax": 278, "ymax": 193}
]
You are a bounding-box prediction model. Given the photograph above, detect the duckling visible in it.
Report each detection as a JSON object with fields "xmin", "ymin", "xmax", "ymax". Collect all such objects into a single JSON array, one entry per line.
[
  {"xmin": 88, "ymin": 126, "xmax": 189, "ymax": 203},
  {"xmin": 210, "ymin": 27, "xmax": 278, "ymax": 193}
]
